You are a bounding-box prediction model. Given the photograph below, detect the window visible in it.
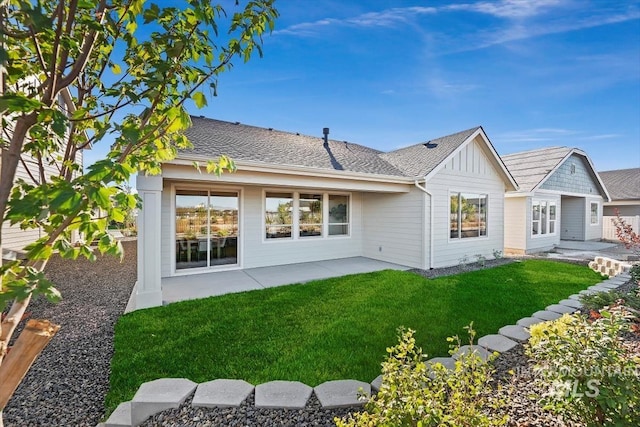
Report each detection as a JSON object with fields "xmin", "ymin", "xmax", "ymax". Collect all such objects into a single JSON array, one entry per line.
[
  {"xmin": 299, "ymin": 193, "xmax": 322, "ymax": 237},
  {"xmin": 265, "ymin": 192, "xmax": 293, "ymax": 239},
  {"xmin": 532, "ymin": 200, "xmax": 557, "ymax": 236},
  {"xmin": 329, "ymin": 195, "xmax": 349, "ymax": 236},
  {"xmin": 590, "ymin": 202, "xmax": 599, "ymax": 225},
  {"xmin": 265, "ymin": 192, "xmax": 350, "ymax": 240},
  {"xmin": 450, "ymin": 192, "xmax": 487, "ymax": 239}
]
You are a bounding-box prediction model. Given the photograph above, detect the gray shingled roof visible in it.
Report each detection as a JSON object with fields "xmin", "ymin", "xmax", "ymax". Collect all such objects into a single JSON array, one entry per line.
[
  {"xmin": 501, "ymin": 146, "xmax": 573, "ymax": 192},
  {"xmin": 179, "ymin": 117, "xmax": 480, "ymax": 179},
  {"xmin": 379, "ymin": 127, "xmax": 480, "ymax": 177},
  {"xmin": 598, "ymin": 168, "xmax": 640, "ymax": 201}
]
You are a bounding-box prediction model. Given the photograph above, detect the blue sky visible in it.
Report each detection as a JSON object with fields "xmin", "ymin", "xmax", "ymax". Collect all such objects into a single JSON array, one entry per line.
[{"xmin": 87, "ymin": 0, "xmax": 640, "ymax": 172}]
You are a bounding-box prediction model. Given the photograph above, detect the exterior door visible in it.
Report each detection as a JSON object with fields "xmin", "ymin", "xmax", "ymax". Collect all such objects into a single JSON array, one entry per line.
[{"xmin": 175, "ymin": 189, "xmax": 238, "ymax": 270}]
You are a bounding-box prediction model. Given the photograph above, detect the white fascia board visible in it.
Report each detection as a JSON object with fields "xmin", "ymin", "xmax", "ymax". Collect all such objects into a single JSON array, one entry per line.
[
  {"xmin": 528, "ymin": 188, "xmax": 605, "ymax": 199},
  {"xmin": 169, "ymin": 156, "xmax": 414, "ymax": 185},
  {"xmin": 603, "ymin": 200, "xmax": 640, "ymax": 206},
  {"xmin": 505, "ymin": 192, "xmax": 533, "ymax": 198}
]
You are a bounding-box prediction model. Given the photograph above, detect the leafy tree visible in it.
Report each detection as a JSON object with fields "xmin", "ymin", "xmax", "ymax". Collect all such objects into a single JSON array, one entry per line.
[{"xmin": 0, "ymin": 0, "xmax": 278, "ymax": 422}]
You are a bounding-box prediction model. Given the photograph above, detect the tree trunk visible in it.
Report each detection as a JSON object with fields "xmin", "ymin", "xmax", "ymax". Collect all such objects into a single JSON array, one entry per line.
[{"xmin": 0, "ymin": 319, "xmax": 60, "ymax": 411}]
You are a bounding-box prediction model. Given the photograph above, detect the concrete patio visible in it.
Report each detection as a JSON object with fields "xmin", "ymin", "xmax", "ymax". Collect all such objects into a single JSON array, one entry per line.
[{"xmin": 160, "ymin": 256, "xmax": 411, "ymax": 305}]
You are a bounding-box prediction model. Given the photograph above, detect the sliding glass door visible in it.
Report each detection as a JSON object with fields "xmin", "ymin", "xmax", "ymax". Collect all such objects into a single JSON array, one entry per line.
[{"xmin": 175, "ymin": 189, "xmax": 238, "ymax": 270}]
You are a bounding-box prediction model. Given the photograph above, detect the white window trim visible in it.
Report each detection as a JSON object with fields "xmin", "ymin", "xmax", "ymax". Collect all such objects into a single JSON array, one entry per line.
[
  {"xmin": 531, "ymin": 199, "xmax": 557, "ymax": 238},
  {"xmin": 262, "ymin": 189, "xmax": 351, "ymax": 243},
  {"xmin": 171, "ymin": 183, "xmax": 243, "ymax": 275},
  {"xmin": 590, "ymin": 201, "xmax": 600, "ymax": 225},
  {"xmin": 448, "ymin": 191, "xmax": 489, "ymax": 241}
]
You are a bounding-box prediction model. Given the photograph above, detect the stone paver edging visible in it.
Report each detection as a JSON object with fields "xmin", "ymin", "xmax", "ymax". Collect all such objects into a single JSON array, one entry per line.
[{"xmin": 100, "ymin": 273, "xmax": 631, "ymax": 427}]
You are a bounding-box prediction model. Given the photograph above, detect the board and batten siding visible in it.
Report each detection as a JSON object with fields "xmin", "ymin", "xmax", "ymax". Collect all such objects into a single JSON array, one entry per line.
[
  {"xmin": 504, "ymin": 197, "xmax": 526, "ymax": 252},
  {"xmin": 361, "ymin": 188, "xmax": 425, "ymax": 269},
  {"xmin": 426, "ymin": 138, "xmax": 506, "ymax": 268}
]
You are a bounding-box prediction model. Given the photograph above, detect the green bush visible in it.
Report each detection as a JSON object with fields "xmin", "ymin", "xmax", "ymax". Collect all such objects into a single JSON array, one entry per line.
[
  {"xmin": 335, "ymin": 327, "xmax": 508, "ymax": 427},
  {"xmin": 630, "ymin": 264, "xmax": 640, "ymax": 282},
  {"xmin": 526, "ymin": 310, "xmax": 640, "ymax": 426},
  {"xmin": 580, "ymin": 288, "xmax": 640, "ymax": 313}
]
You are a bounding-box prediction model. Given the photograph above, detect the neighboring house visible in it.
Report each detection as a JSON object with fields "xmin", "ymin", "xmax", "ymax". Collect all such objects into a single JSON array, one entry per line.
[
  {"xmin": 599, "ymin": 168, "xmax": 640, "ymax": 216},
  {"xmin": 502, "ymin": 147, "xmax": 610, "ymax": 255},
  {"xmin": 598, "ymin": 168, "xmax": 640, "ymax": 241},
  {"xmin": 134, "ymin": 117, "xmax": 517, "ymax": 309},
  {"xmin": 0, "ymin": 82, "xmax": 82, "ymax": 258}
]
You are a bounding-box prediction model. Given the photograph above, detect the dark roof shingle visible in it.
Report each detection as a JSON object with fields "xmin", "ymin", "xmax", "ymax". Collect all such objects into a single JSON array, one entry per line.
[
  {"xmin": 379, "ymin": 127, "xmax": 480, "ymax": 177},
  {"xmin": 181, "ymin": 117, "xmax": 408, "ymax": 177},
  {"xmin": 598, "ymin": 168, "xmax": 640, "ymax": 201},
  {"xmin": 179, "ymin": 117, "xmax": 480, "ymax": 179}
]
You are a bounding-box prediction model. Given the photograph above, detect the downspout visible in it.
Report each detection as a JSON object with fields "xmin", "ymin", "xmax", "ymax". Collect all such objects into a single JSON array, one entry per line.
[{"xmin": 414, "ymin": 180, "xmax": 434, "ymax": 269}]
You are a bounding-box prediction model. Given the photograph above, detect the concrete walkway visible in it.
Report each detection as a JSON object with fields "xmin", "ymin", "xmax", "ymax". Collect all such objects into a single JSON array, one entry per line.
[
  {"xmin": 161, "ymin": 257, "xmax": 411, "ymax": 305},
  {"xmin": 547, "ymin": 240, "xmax": 635, "ymax": 262}
]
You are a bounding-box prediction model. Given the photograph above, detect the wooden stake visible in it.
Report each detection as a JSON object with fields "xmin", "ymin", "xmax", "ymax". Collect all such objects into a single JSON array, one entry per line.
[{"xmin": 0, "ymin": 319, "xmax": 60, "ymax": 410}]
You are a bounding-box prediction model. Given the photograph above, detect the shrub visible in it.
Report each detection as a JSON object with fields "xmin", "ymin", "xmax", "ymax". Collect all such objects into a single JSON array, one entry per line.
[
  {"xmin": 525, "ymin": 310, "xmax": 640, "ymax": 426},
  {"xmin": 336, "ymin": 326, "xmax": 508, "ymax": 427},
  {"xmin": 630, "ymin": 264, "xmax": 640, "ymax": 283},
  {"xmin": 580, "ymin": 289, "xmax": 640, "ymax": 313}
]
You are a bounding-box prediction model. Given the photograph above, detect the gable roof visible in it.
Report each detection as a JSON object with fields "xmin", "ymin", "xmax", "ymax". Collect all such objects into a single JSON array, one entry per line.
[
  {"xmin": 598, "ymin": 168, "xmax": 640, "ymax": 201},
  {"xmin": 177, "ymin": 117, "xmax": 516, "ymax": 190},
  {"xmin": 379, "ymin": 127, "xmax": 479, "ymax": 177},
  {"xmin": 502, "ymin": 146, "xmax": 572, "ymax": 192},
  {"xmin": 502, "ymin": 146, "xmax": 609, "ymax": 199}
]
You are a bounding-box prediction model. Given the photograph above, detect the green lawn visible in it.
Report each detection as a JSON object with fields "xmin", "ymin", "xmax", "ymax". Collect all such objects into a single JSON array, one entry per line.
[{"xmin": 107, "ymin": 259, "xmax": 602, "ymax": 412}]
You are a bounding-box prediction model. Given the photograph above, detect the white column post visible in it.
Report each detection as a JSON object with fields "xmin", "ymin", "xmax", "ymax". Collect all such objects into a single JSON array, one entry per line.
[{"xmin": 135, "ymin": 174, "xmax": 163, "ymax": 309}]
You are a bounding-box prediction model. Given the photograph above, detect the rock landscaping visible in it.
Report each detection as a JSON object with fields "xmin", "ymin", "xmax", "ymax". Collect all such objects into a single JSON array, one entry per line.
[
  {"xmin": 3, "ymin": 242, "xmax": 637, "ymax": 427},
  {"xmin": 3, "ymin": 240, "xmax": 137, "ymax": 427}
]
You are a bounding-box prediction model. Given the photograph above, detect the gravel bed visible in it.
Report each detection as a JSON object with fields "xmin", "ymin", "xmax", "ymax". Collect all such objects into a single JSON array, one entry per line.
[
  {"xmin": 141, "ymin": 393, "xmax": 358, "ymax": 427},
  {"xmin": 3, "ymin": 240, "xmax": 137, "ymax": 427},
  {"xmin": 3, "ymin": 247, "xmax": 635, "ymax": 426}
]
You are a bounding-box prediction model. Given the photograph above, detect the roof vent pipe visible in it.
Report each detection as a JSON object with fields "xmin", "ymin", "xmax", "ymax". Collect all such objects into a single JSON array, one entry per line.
[{"xmin": 323, "ymin": 127, "xmax": 329, "ymax": 146}]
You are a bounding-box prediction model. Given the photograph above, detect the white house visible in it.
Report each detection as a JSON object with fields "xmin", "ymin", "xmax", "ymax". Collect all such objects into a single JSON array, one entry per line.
[
  {"xmin": 599, "ymin": 168, "xmax": 640, "ymax": 217},
  {"xmin": 502, "ymin": 147, "xmax": 610, "ymax": 254},
  {"xmin": 134, "ymin": 117, "xmax": 517, "ymax": 309}
]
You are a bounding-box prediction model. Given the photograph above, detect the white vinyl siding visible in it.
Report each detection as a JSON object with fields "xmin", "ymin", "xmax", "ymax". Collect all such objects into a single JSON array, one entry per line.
[
  {"xmin": 427, "ymin": 138, "xmax": 506, "ymax": 268},
  {"xmin": 560, "ymin": 196, "xmax": 585, "ymax": 241},
  {"xmin": 525, "ymin": 195, "xmax": 561, "ymax": 252},
  {"xmin": 2, "ymin": 147, "xmax": 83, "ymax": 252},
  {"xmin": 504, "ymin": 197, "xmax": 526, "ymax": 252},
  {"xmin": 585, "ymin": 197, "xmax": 604, "ymax": 241},
  {"xmin": 361, "ymin": 188, "xmax": 425, "ymax": 269}
]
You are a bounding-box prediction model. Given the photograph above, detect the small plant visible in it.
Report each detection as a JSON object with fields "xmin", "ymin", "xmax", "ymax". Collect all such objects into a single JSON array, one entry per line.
[
  {"xmin": 492, "ymin": 249, "xmax": 503, "ymax": 260},
  {"xmin": 459, "ymin": 255, "xmax": 470, "ymax": 269},
  {"xmin": 526, "ymin": 310, "xmax": 640, "ymax": 426},
  {"xmin": 630, "ymin": 264, "xmax": 640, "ymax": 283},
  {"xmin": 476, "ymin": 254, "xmax": 487, "ymax": 268},
  {"xmin": 336, "ymin": 326, "xmax": 508, "ymax": 427},
  {"xmin": 580, "ymin": 289, "xmax": 640, "ymax": 313}
]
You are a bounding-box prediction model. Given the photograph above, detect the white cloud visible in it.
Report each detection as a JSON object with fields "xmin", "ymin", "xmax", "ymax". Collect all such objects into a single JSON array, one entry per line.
[
  {"xmin": 273, "ymin": 7, "xmax": 437, "ymax": 36},
  {"xmin": 274, "ymin": 1, "xmax": 640, "ymax": 53},
  {"xmin": 446, "ymin": 0, "xmax": 564, "ymax": 19}
]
